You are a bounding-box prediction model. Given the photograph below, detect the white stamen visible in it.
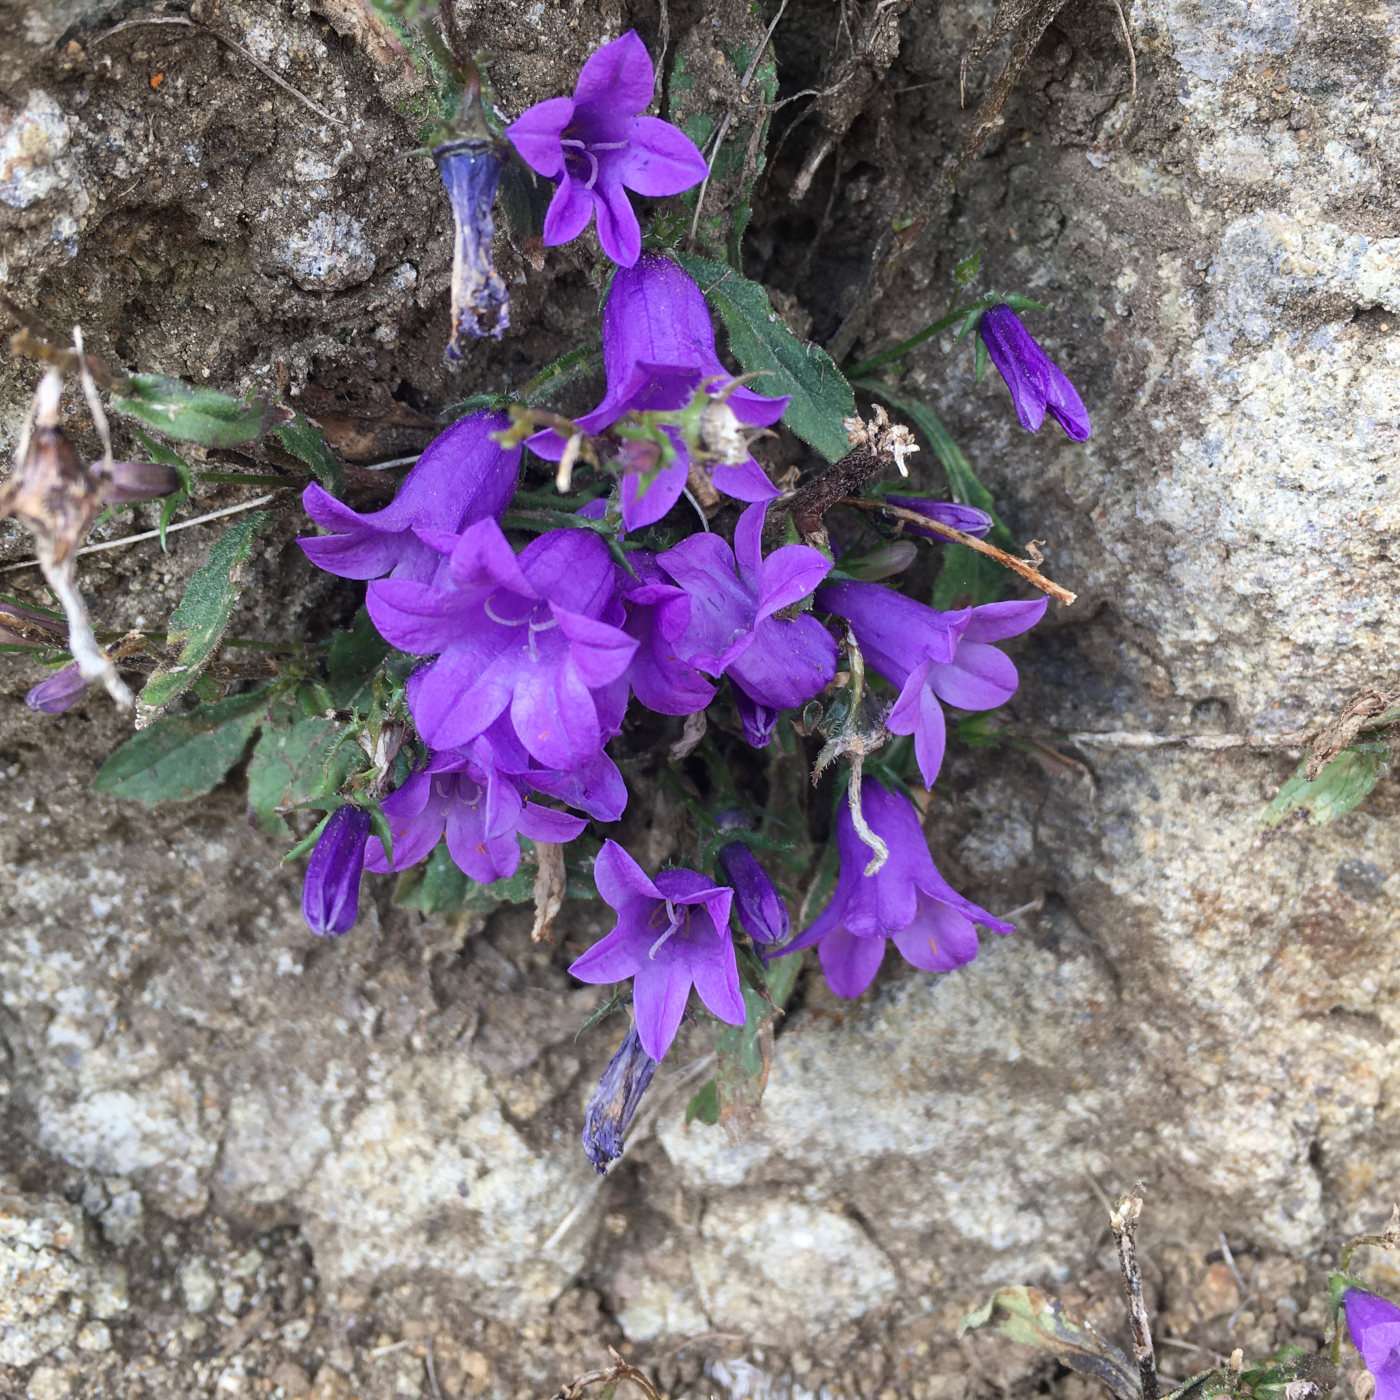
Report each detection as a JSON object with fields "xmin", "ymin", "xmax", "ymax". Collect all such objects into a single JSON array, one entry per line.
[
  {"xmin": 484, "ymin": 596, "xmax": 527, "ymax": 627},
  {"xmin": 648, "ymin": 899, "xmax": 685, "ymax": 958}
]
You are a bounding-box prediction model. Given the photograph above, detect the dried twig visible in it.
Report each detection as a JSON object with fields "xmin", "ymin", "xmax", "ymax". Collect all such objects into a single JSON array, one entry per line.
[
  {"xmin": 1109, "ymin": 1184, "xmax": 1159, "ymax": 1400},
  {"xmin": 92, "ymin": 16, "xmax": 348, "ymax": 130},
  {"xmin": 840, "ymin": 496, "xmax": 1077, "ymax": 604},
  {"xmin": 544, "ymin": 1348, "xmax": 663, "ymax": 1400},
  {"xmin": 0, "ymin": 295, "xmax": 132, "ymax": 395}
]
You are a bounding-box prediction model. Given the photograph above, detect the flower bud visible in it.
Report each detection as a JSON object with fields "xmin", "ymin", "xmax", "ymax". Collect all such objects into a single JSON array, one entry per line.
[
  {"xmin": 301, "ymin": 805, "xmax": 371, "ymax": 938},
  {"xmin": 840, "ymin": 539, "xmax": 919, "ymax": 581},
  {"xmin": 717, "ymin": 841, "xmax": 789, "ymax": 947},
  {"xmin": 581, "ymin": 1026, "xmax": 657, "ymax": 1174},
  {"xmin": 885, "ymin": 495, "xmax": 994, "ymax": 540},
  {"xmin": 91, "ymin": 459, "xmax": 183, "ymax": 505},
  {"xmin": 25, "ymin": 661, "xmax": 89, "ymax": 714}
]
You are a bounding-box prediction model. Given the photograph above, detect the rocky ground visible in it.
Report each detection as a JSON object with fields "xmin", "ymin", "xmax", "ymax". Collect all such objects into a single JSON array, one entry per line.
[{"xmin": 1, "ymin": 0, "xmax": 1399, "ymax": 1397}]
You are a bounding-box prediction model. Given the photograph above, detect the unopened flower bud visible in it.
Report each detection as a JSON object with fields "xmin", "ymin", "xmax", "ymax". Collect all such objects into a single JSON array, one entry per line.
[
  {"xmin": 91, "ymin": 459, "xmax": 183, "ymax": 505},
  {"xmin": 301, "ymin": 805, "xmax": 371, "ymax": 938},
  {"xmin": 715, "ymin": 808, "xmax": 751, "ymax": 833},
  {"xmin": 886, "ymin": 495, "xmax": 994, "ymax": 540},
  {"xmin": 717, "ymin": 842, "xmax": 789, "ymax": 947},
  {"xmin": 841, "ymin": 539, "xmax": 919, "ymax": 581},
  {"xmin": 581, "ymin": 1026, "xmax": 657, "ymax": 1174},
  {"xmin": 25, "ymin": 661, "xmax": 90, "ymax": 714}
]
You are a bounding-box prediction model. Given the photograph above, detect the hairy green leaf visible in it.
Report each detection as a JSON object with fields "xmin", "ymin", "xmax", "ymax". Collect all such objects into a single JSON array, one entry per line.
[
  {"xmin": 686, "ymin": 1080, "xmax": 721, "ymax": 1126},
  {"xmin": 138, "ymin": 512, "xmax": 271, "ymax": 714},
  {"xmin": 959, "ymin": 1287, "xmax": 1141, "ymax": 1400},
  {"xmin": 113, "ymin": 374, "xmax": 273, "ymax": 448},
  {"xmin": 132, "ymin": 430, "xmax": 193, "ymax": 552},
  {"xmin": 1261, "ymin": 743, "xmax": 1388, "ymax": 828},
  {"xmin": 94, "ymin": 688, "xmax": 272, "ymax": 805},
  {"xmin": 274, "ymin": 412, "xmax": 344, "ymax": 496},
  {"xmin": 247, "ymin": 711, "xmax": 361, "ymax": 838},
  {"xmin": 676, "ymin": 252, "xmax": 855, "ymax": 462}
]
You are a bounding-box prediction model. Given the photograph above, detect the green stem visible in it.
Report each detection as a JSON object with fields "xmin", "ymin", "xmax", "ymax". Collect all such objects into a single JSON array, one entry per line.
[{"xmin": 845, "ymin": 297, "xmax": 993, "ymax": 377}]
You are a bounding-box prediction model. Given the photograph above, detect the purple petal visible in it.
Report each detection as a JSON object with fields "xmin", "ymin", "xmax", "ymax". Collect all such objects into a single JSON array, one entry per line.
[
  {"xmin": 529, "ymin": 749, "xmax": 629, "ymax": 822},
  {"xmin": 961, "ymin": 598, "xmax": 1048, "ymax": 643},
  {"xmin": 620, "ymin": 457, "xmax": 689, "ymax": 531},
  {"xmin": 710, "ymin": 456, "xmax": 781, "ymax": 505},
  {"xmin": 818, "ymin": 582, "xmax": 967, "ymax": 686},
  {"xmin": 572, "ymin": 30, "xmax": 655, "ymax": 111},
  {"xmin": 517, "ymin": 803, "xmax": 588, "ymax": 843},
  {"xmin": 818, "ymin": 925, "xmax": 885, "ymax": 999},
  {"xmin": 505, "ymin": 96, "xmax": 574, "ymax": 178},
  {"xmin": 593, "ymin": 176, "xmax": 642, "ymax": 267},
  {"xmin": 25, "ymin": 662, "xmax": 90, "ymax": 715},
  {"xmin": 445, "ymin": 800, "xmax": 522, "ymax": 884},
  {"xmin": 690, "ymin": 946, "xmax": 746, "ymax": 1026},
  {"xmin": 553, "ymin": 607, "xmax": 638, "ymax": 687},
  {"xmin": 447, "ymin": 516, "xmax": 536, "ymax": 598},
  {"xmin": 570, "ymin": 919, "xmax": 650, "ymax": 985},
  {"xmin": 732, "ymin": 684, "xmax": 779, "ymax": 747},
  {"xmin": 543, "ymin": 174, "xmax": 597, "ymax": 247},
  {"xmin": 364, "ymin": 772, "xmax": 443, "ymax": 873},
  {"xmin": 885, "ymin": 495, "xmax": 994, "ymax": 540},
  {"xmin": 886, "ymin": 659, "xmax": 947, "ymax": 789},
  {"xmin": 892, "ymin": 899, "xmax": 980, "ymax": 972},
  {"xmin": 632, "ymin": 959, "xmax": 692, "ymax": 1060},
  {"xmin": 731, "ymin": 501, "xmax": 767, "ymax": 588},
  {"xmin": 511, "ymin": 655, "xmax": 600, "ymax": 769},
  {"xmin": 1046, "ymin": 362, "xmax": 1092, "ymax": 441},
  {"xmin": 593, "ymin": 839, "xmax": 662, "ymax": 910},
  {"xmin": 929, "ymin": 641, "xmax": 1020, "ymax": 710},
  {"xmin": 520, "ymin": 529, "xmax": 617, "ymax": 614},
  {"xmin": 616, "ymin": 115, "xmax": 708, "ymax": 195},
  {"xmin": 407, "ymin": 651, "xmax": 513, "ymax": 750},
  {"xmin": 979, "ymin": 304, "xmax": 1049, "ymax": 433},
  {"xmin": 727, "ymin": 613, "xmax": 836, "ymax": 710},
  {"xmin": 755, "ymin": 545, "xmax": 833, "ymax": 622},
  {"xmin": 1346, "ymin": 1288, "xmax": 1400, "ymax": 1395}
]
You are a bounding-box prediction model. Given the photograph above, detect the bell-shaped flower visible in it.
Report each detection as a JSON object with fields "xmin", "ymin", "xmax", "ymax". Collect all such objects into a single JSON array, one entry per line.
[
  {"xmin": 1345, "ymin": 1288, "xmax": 1400, "ymax": 1400},
  {"xmin": 367, "ymin": 521, "xmax": 636, "ymax": 774},
  {"xmin": 781, "ymin": 780, "xmax": 1012, "ymax": 998},
  {"xmin": 569, "ymin": 840, "xmax": 744, "ymax": 1061},
  {"xmin": 299, "ymin": 412, "xmax": 520, "ymax": 583},
  {"xmin": 302, "ymin": 805, "xmax": 372, "ymax": 938},
  {"xmin": 978, "ymin": 303, "xmax": 1091, "ymax": 442},
  {"xmin": 581, "ymin": 1026, "xmax": 657, "ymax": 1174},
  {"xmin": 527, "ymin": 255, "xmax": 786, "ymax": 531},
  {"xmin": 654, "ymin": 503, "xmax": 836, "ymax": 739},
  {"xmin": 819, "ymin": 581, "xmax": 1046, "ymax": 787},
  {"xmin": 505, "ymin": 31, "xmax": 708, "ymax": 268}
]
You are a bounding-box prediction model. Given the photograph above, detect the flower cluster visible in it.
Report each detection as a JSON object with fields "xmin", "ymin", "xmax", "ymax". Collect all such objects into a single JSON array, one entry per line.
[{"xmin": 278, "ymin": 28, "xmax": 1092, "ymax": 1169}]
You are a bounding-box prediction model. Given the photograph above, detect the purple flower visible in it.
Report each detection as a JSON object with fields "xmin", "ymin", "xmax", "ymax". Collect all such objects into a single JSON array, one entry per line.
[
  {"xmin": 433, "ymin": 135, "xmax": 510, "ymax": 353},
  {"xmin": 25, "ymin": 660, "xmax": 90, "ymax": 713},
  {"xmin": 717, "ymin": 842, "xmax": 789, "ymax": 946},
  {"xmin": 505, "ymin": 31, "xmax": 708, "ymax": 268},
  {"xmin": 368, "ymin": 521, "xmax": 636, "ymax": 773},
  {"xmin": 782, "ymin": 780, "xmax": 1012, "ymax": 998},
  {"xmin": 885, "ymin": 495, "xmax": 994, "ymax": 540},
  {"xmin": 1346, "ymin": 1289, "xmax": 1400, "ymax": 1400},
  {"xmin": 91, "ymin": 459, "xmax": 184, "ymax": 505},
  {"xmin": 569, "ymin": 840, "xmax": 744, "ymax": 1061},
  {"xmin": 819, "ymin": 582, "xmax": 1046, "ymax": 787},
  {"xmin": 302, "ymin": 805, "xmax": 372, "ymax": 938},
  {"xmin": 581, "ymin": 1026, "xmax": 657, "ymax": 1174},
  {"xmin": 654, "ymin": 503, "xmax": 837, "ymax": 742},
  {"xmin": 978, "ymin": 304, "xmax": 1091, "ymax": 442},
  {"xmin": 619, "ymin": 551, "xmax": 717, "ymax": 716},
  {"xmin": 299, "ymin": 412, "xmax": 520, "ymax": 583},
  {"xmin": 527, "ymin": 255, "xmax": 785, "ymax": 531},
  {"xmin": 364, "ymin": 738, "xmax": 586, "ymax": 886}
]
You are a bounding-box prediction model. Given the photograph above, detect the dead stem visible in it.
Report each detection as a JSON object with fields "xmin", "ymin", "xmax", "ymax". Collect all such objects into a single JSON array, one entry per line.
[{"xmin": 839, "ymin": 496, "xmax": 1076, "ymax": 604}]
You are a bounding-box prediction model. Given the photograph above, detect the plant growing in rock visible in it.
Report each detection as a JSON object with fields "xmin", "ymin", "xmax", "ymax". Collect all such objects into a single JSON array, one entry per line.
[{"xmin": 4, "ymin": 22, "xmax": 1091, "ymax": 1173}]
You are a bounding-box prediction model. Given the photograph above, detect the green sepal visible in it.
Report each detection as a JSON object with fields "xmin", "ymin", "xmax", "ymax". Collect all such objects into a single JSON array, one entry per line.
[{"xmin": 113, "ymin": 374, "xmax": 274, "ymax": 448}]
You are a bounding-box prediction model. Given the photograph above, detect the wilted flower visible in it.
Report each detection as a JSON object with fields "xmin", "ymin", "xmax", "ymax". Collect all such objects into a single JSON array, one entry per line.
[
  {"xmin": 300, "ymin": 412, "xmax": 520, "ymax": 583},
  {"xmin": 717, "ymin": 842, "xmax": 789, "ymax": 946},
  {"xmin": 0, "ymin": 599, "xmax": 65, "ymax": 648},
  {"xmin": 505, "ymin": 30, "xmax": 708, "ymax": 268},
  {"xmin": 302, "ymin": 805, "xmax": 372, "ymax": 938},
  {"xmin": 527, "ymin": 254, "xmax": 785, "ymax": 531},
  {"xmin": 1345, "ymin": 1288, "xmax": 1400, "ymax": 1399},
  {"xmin": 652, "ymin": 502, "xmax": 836, "ymax": 743},
  {"xmin": 91, "ymin": 459, "xmax": 183, "ymax": 505},
  {"xmin": 569, "ymin": 840, "xmax": 744, "ymax": 1061},
  {"xmin": 819, "ymin": 582, "xmax": 1046, "ymax": 787},
  {"xmin": 434, "ymin": 133, "xmax": 510, "ymax": 354},
  {"xmin": 367, "ymin": 521, "xmax": 635, "ymax": 774},
  {"xmin": 884, "ymin": 495, "xmax": 994, "ymax": 541},
  {"xmin": 25, "ymin": 660, "xmax": 89, "ymax": 713},
  {"xmin": 978, "ymin": 303, "xmax": 1091, "ymax": 442},
  {"xmin": 581, "ymin": 1026, "xmax": 657, "ymax": 1174},
  {"xmin": 781, "ymin": 780, "xmax": 1012, "ymax": 998}
]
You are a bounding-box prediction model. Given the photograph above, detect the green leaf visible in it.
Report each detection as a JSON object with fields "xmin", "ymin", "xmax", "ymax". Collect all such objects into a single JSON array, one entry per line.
[
  {"xmin": 685, "ymin": 1080, "xmax": 720, "ymax": 1126},
  {"xmin": 138, "ymin": 512, "xmax": 271, "ymax": 714},
  {"xmin": 764, "ymin": 951, "xmax": 802, "ymax": 1008},
  {"xmin": 854, "ymin": 379, "xmax": 1015, "ymax": 607},
  {"xmin": 712, "ymin": 981, "xmax": 778, "ymax": 1140},
  {"xmin": 113, "ymin": 374, "xmax": 273, "ymax": 448},
  {"xmin": 132, "ymin": 431, "xmax": 193, "ymax": 552},
  {"xmin": 676, "ymin": 252, "xmax": 855, "ymax": 462},
  {"xmin": 516, "ymin": 343, "xmax": 604, "ymax": 408},
  {"xmin": 93, "ymin": 688, "xmax": 272, "ymax": 805},
  {"xmin": 394, "ymin": 842, "xmax": 536, "ymax": 916},
  {"xmin": 959, "ymin": 1287, "xmax": 1141, "ymax": 1400},
  {"xmin": 327, "ymin": 607, "xmax": 390, "ymax": 708},
  {"xmin": 953, "ymin": 250, "xmax": 982, "ymax": 288},
  {"xmin": 274, "ymin": 412, "xmax": 344, "ymax": 496},
  {"xmin": 1261, "ymin": 743, "xmax": 1388, "ymax": 828},
  {"xmin": 246, "ymin": 711, "xmax": 361, "ymax": 838}
]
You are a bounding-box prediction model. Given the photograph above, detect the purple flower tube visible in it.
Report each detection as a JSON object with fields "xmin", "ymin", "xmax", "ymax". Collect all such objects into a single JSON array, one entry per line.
[
  {"xmin": 25, "ymin": 661, "xmax": 90, "ymax": 714},
  {"xmin": 978, "ymin": 303, "xmax": 1091, "ymax": 442},
  {"xmin": 302, "ymin": 805, "xmax": 371, "ymax": 938},
  {"xmin": 717, "ymin": 842, "xmax": 789, "ymax": 946}
]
